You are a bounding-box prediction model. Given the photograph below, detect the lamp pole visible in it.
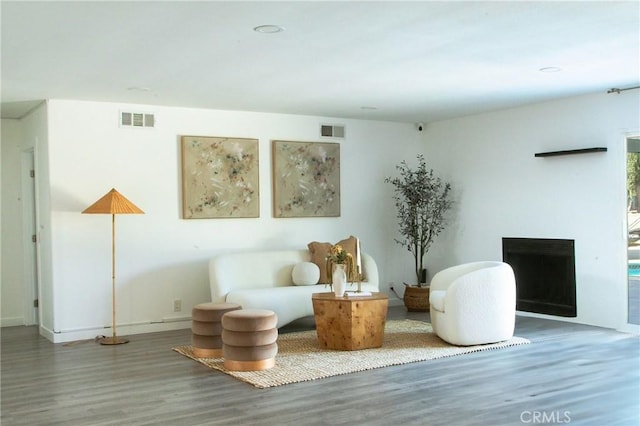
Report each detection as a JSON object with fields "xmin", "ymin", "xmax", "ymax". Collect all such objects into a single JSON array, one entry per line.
[{"xmin": 82, "ymin": 188, "xmax": 143, "ymax": 345}]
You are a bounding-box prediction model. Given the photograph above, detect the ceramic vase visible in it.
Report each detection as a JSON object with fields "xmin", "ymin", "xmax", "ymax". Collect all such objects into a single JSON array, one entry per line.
[{"xmin": 332, "ymin": 263, "xmax": 347, "ymax": 297}]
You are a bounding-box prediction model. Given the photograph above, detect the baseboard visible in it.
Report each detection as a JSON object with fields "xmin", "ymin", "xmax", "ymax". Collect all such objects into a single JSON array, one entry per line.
[
  {"xmin": 617, "ymin": 323, "xmax": 640, "ymax": 335},
  {"xmin": 35, "ymin": 300, "xmax": 412, "ymax": 343},
  {"xmin": 1, "ymin": 316, "xmax": 25, "ymax": 327},
  {"xmin": 387, "ymin": 296, "xmax": 404, "ymax": 307},
  {"xmin": 515, "ymin": 310, "xmax": 629, "ymax": 332},
  {"xmin": 45, "ymin": 318, "xmax": 192, "ymax": 344},
  {"xmin": 39, "ymin": 325, "xmax": 56, "ymax": 341}
]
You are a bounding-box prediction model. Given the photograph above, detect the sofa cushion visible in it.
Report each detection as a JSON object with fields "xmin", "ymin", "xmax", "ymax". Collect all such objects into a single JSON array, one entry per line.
[
  {"xmin": 307, "ymin": 236, "xmax": 359, "ymax": 283},
  {"xmin": 291, "ymin": 262, "xmax": 320, "ymax": 285},
  {"xmin": 307, "ymin": 241, "xmax": 333, "ymax": 283}
]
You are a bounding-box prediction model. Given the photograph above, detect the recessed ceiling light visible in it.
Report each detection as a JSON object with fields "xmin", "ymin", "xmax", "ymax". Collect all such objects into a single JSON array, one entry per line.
[
  {"xmin": 360, "ymin": 106, "xmax": 378, "ymax": 111},
  {"xmin": 254, "ymin": 25, "xmax": 285, "ymax": 34},
  {"xmin": 539, "ymin": 67, "xmax": 562, "ymax": 73}
]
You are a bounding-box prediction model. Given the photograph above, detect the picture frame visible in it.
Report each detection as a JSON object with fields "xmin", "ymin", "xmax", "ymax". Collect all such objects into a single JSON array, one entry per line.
[
  {"xmin": 181, "ymin": 135, "xmax": 259, "ymax": 219},
  {"xmin": 272, "ymin": 140, "xmax": 340, "ymax": 218}
]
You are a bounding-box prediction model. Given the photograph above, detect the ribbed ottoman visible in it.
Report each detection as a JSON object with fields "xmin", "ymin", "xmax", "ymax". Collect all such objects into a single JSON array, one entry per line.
[
  {"xmin": 221, "ymin": 309, "xmax": 278, "ymax": 371},
  {"xmin": 191, "ymin": 302, "xmax": 242, "ymax": 358}
]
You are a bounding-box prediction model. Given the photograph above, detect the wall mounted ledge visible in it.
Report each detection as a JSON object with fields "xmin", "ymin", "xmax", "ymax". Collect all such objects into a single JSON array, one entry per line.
[{"xmin": 534, "ymin": 147, "xmax": 607, "ymax": 158}]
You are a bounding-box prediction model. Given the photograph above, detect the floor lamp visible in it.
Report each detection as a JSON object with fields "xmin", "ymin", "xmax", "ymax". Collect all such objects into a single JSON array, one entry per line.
[{"xmin": 82, "ymin": 188, "xmax": 144, "ymax": 345}]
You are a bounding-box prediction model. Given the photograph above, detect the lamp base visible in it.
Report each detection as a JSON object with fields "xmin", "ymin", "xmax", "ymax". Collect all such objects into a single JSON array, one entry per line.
[{"xmin": 99, "ymin": 336, "xmax": 129, "ymax": 345}]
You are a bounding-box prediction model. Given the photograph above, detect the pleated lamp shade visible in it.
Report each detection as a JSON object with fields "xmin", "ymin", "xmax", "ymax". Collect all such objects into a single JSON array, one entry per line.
[{"xmin": 82, "ymin": 188, "xmax": 144, "ymax": 215}]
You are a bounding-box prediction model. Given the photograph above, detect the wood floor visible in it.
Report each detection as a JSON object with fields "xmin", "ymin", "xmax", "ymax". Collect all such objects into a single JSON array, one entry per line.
[{"xmin": 1, "ymin": 306, "xmax": 638, "ymax": 426}]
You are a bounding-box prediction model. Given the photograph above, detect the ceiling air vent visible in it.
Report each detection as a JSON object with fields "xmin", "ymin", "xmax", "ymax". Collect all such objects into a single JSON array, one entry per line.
[
  {"xmin": 120, "ymin": 111, "xmax": 155, "ymax": 128},
  {"xmin": 320, "ymin": 124, "xmax": 345, "ymax": 138}
]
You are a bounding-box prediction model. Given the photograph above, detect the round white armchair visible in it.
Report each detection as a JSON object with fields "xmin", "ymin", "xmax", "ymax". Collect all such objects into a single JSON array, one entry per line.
[{"xmin": 429, "ymin": 261, "xmax": 516, "ymax": 346}]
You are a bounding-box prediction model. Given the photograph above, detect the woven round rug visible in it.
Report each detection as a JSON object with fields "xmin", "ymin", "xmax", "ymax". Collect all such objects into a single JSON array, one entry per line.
[{"xmin": 173, "ymin": 319, "xmax": 529, "ymax": 388}]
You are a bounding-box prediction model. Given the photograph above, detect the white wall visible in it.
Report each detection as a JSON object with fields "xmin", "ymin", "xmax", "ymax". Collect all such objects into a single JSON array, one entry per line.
[
  {"xmin": 423, "ymin": 91, "xmax": 640, "ymax": 330},
  {"xmin": 5, "ymin": 92, "xmax": 637, "ymax": 340},
  {"xmin": 39, "ymin": 99, "xmax": 421, "ymax": 342},
  {"xmin": 23, "ymin": 103, "xmax": 53, "ymax": 336},
  {"xmin": 1, "ymin": 119, "xmax": 25, "ymax": 326},
  {"xmin": 1, "ymin": 104, "xmax": 51, "ymax": 332}
]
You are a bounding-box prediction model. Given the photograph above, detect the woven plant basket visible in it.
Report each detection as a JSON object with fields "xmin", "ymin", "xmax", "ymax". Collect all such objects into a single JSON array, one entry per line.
[{"xmin": 403, "ymin": 284, "xmax": 430, "ymax": 312}]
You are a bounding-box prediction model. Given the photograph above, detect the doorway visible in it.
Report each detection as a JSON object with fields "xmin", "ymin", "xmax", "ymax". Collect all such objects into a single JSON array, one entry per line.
[
  {"xmin": 626, "ymin": 136, "xmax": 640, "ymax": 325},
  {"xmin": 22, "ymin": 149, "xmax": 39, "ymax": 325}
]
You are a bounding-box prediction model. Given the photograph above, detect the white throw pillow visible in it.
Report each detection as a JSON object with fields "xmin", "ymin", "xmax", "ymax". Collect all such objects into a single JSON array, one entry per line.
[{"xmin": 292, "ymin": 262, "xmax": 320, "ymax": 286}]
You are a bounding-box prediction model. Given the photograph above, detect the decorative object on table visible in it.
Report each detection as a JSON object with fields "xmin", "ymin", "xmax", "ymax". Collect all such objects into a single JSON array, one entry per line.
[
  {"xmin": 82, "ymin": 188, "xmax": 144, "ymax": 345},
  {"xmin": 325, "ymin": 244, "xmax": 355, "ymax": 297},
  {"xmin": 308, "ymin": 236, "xmax": 363, "ymax": 284},
  {"xmin": 181, "ymin": 135, "xmax": 259, "ymax": 219},
  {"xmin": 173, "ymin": 319, "xmax": 530, "ymax": 389},
  {"xmin": 354, "ymin": 237, "xmax": 363, "ymax": 292},
  {"xmin": 272, "ymin": 140, "xmax": 340, "ymax": 218},
  {"xmin": 385, "ymin": 154, "xmax": 453, "ymax": 311},
  {"xmin": 331, "ymin": 263, "xmax": 347, "ymax": 297}
]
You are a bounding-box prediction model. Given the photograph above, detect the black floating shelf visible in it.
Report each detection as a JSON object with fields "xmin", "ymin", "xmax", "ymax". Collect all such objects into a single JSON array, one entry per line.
[{"xmin": 535, "ymin": 147, "xmax": 607, "ymax": 158}]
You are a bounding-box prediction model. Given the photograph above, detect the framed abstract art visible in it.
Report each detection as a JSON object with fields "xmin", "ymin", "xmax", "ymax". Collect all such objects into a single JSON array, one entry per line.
[
  {"xmin": 272, "ymin": 140, "xmax": 340, "ymax": 218},
  {"xmin": 181, "ymin": 135, "xmax": 259, "ymax": 219}
]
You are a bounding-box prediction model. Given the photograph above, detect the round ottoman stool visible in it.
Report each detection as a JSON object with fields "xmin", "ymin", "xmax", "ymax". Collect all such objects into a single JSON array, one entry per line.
[
  {"xmin": 221, "ymin": 309, "xmax": 278, "ymax": 371},
  {"xmin": 191, "ymin": 302, "xmax": 241, "ymax": 358}
]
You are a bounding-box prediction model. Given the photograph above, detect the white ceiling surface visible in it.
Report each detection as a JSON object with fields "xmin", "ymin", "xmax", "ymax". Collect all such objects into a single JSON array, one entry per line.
[{"xmin": 1, "ymin": 1, "xmax": 639, "ymax": 122}]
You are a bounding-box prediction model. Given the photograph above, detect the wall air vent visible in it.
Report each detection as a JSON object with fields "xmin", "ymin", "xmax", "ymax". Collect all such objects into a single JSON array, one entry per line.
[
  {"xmin": 120, "ymin": 111, "xmax": 155, "ymax": 128},
  {"xmin": 320, "ymin": 124, "xmax": 345, "ymax": 138}
]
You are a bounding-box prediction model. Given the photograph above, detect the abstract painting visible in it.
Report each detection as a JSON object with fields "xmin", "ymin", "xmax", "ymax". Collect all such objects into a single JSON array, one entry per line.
[
  {"xmin": 181, "ymin": 135, "xmax": 259, "ymax": 219},
  {"xmin": 272, "ymin": 140, "xmax": 340, "ymax": 218}
]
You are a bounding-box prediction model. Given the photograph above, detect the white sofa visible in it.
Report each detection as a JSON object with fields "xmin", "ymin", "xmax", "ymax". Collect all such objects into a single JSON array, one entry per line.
[
  {"xmin": 209, "ymin": 249, "xmax": 380, "ymax": 328},
  {"xmin": 429, "ymin": 261, "xmax": 516, "ymax": 346}
]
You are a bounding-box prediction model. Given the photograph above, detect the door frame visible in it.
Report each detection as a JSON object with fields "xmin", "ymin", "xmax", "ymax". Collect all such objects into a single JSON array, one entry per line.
[
  {"xmin": 624, "ymin": 134, "xmax": 640, "ymax": 333},
  {"xmin": 21, "ymin": 149, "xmax": 40, "ymax": 326}
]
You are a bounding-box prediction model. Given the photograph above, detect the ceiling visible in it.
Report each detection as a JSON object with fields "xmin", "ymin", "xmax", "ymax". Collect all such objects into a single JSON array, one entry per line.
[{"xmin": 2, "ymin": 1, "xmax": 638, "ymax": 123}]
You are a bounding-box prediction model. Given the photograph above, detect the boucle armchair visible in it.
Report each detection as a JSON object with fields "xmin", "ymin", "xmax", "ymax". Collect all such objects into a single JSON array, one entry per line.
[{"xmin": 429, "ymin": 261, "xmax": 516, "ymax": 346}]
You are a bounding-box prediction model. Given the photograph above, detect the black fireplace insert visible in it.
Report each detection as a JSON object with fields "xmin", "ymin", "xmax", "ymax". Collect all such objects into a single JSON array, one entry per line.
[{"xmin": 502, "ymin": 237, "xmax": 577, "ymax": 317}]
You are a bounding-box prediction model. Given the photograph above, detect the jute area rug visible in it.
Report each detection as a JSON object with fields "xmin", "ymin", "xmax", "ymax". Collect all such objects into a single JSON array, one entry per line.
[{"xmin": 173, "ymin": 319, "xmax": 529, "ymax": 389}]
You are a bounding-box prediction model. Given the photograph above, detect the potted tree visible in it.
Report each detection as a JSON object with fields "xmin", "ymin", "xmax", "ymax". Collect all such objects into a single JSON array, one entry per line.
[{"xmin": 385, "ymin": 154, "xmax": 452, "ymax": 311}]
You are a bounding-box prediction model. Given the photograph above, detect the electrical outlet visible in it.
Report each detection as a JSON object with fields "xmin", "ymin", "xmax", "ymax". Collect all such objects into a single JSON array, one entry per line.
[{"xmin": 173, "ymin": 299, "xmax": 182, "ymax": 312}]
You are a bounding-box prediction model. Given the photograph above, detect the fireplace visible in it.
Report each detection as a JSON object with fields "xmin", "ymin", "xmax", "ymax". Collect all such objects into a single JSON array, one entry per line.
[{"xmin": 502, "ymin": 238, "xmax": 576, "ymax": 317}]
